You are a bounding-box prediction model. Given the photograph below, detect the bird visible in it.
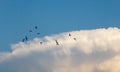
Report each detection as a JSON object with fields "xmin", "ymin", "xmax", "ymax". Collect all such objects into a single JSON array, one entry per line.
[
  {"xmin": 55, "ymin": 40, "xmax": 59, "ymax": 45},
  {"xmin": 40, "ymin": 42, "xmax": 42, "ymax": 45},
  {"xmin": 69, "ymin": 33, "xmax": 71, "ymax": 37},
  {"xmin": 35, "ymin": 26, "xmax": 37, "ymax": 29},
  {"xmin": 25, "ymin": 36, "xmax": 28, "ymax": 41},
  {"xmin": 29, "ymin": 30, "xmax": 32, "ymax": 32},
  {"xmin": 37, "ymin": 32, "xmax": 40, "ymax": 35},
  {"xmin": 73, "ymin": 38, "xmax": 76, "ymax": 41},
  {"xmin": 22, "ymin": 36, "xmax": 28, "ymax": 42},
  {"xmin": 22, "ymin": 38, "xmax": 25, "ymax": 42}
]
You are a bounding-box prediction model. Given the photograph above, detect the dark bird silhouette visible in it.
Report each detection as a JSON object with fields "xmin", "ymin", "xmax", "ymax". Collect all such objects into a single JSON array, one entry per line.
[
  {"xmin": 55, "ymin": 40, "xmax": 59, "ymax": 45},
  {"xmin": 22, "ymin": 38, "xmax": 25, "ymax": 42},
  {"xmin": 22, "ymin": 36, "xmax": 28, "ymax": 42},
  {"xmin": 40, "ymin": 42, "xmax": 42, "ymax": 45},
  {"xmin": 29, "ymin": 30, "xmax": 32, "ymax": 32},
  {"xmin": 73, "ymin": 38, "xmax": 76, "ymax": 41},
  {"xmin": 37, "ymin": 32, "xmax": 40, "ymax": 35},
  {"xmin": 25, "ymin": 36, "xmax": 28, "ymax": 41},
  {"xmin": 69, "ymin": 33, "xmax": 71, "ymax": 37},
  {"xmin": 35, "ymin": 26, "xmax": 37, "ymax": 29}
]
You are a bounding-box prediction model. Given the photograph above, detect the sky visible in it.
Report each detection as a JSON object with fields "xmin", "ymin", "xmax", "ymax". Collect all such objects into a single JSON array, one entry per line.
[
  {"xmin": 0, "ymin": 0, "xmax": 120, "ymax": 72},
  {"xmin": 0, "ymin": 0, "xmax": 120, "ymax": 51}
]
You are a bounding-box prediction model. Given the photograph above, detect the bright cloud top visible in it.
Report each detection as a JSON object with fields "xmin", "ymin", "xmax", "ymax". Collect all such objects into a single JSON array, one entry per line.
[{"xmin": 0, "ymin": 27, "xmax": 120, "ymax": 72}]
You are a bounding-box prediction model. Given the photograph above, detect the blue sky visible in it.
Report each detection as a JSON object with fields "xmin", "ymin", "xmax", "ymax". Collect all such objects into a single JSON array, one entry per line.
[{"xmin": 0, "ymin": 0, "xmax": 120, "ymax": 52}]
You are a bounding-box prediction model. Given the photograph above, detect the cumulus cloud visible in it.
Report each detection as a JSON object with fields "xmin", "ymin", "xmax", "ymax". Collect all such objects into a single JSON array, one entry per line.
[
  {"xmin": 97, "ymin": 55, "xmax": 120, "ymax": 72},
  {"xmin": 0, "ymin": 27, "xmax": 120, "ymax": 72}
]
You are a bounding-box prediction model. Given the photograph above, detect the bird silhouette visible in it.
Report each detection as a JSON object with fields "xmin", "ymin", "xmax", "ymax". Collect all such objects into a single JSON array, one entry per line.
[
  {"xmin": 55, "ymin": 40, "xmax": 59, "ymax": 45},
  {"xmin": 35, "ymin": 26, "xmax": 37, "ymax": 29}
]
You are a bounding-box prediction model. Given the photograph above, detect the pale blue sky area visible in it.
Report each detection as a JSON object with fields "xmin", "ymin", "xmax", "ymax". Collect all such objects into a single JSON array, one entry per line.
[{"xmin": 0, "ymin": 0, "xmax": 120, "ymax": 51}]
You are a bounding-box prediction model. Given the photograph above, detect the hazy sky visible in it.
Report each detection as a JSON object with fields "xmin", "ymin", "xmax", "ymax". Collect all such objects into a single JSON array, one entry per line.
[{"xmin": 0, "ymin": 0, "xmax": 120, "ymax": 51}]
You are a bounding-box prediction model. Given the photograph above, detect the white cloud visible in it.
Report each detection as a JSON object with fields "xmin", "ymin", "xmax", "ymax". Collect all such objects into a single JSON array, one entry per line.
[
  {"xmin": 0, "ymin": 27, "xmax": 120, "ymax": 72},
  {"xmin": 97, "ymin": 55, "xmax": 120, "ymax": 72}
]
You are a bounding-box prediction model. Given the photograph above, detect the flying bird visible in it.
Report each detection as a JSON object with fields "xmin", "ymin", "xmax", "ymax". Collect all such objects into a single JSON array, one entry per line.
[
  {"xmin": 73, "ymin": 38, "xmax": 76, "ymax": 41},
  {"xmin": 25, "ymin": 36, "xmax": 28, "ymax": 41},
  {"xmin": 22, "ymin": 38, "xmax": 25, "ymax": 42},
  {"xmin": 37, "ymin": 32, "xmax": 40, "ymax": 35},
  {"xmin": 55, "ymin": 40, "xmax": 59, "ymax": 45},
  {"xmin": 69, "ymin": 33, "xmax": 71, "ymax": 37},
  {"xmin": 29, "ymin": 30, "xmax": 32, "ymax": 32},
  {"xmin": 22, "ymin": 36, "xmax": 28, "ymax": 42},
  {"xmin": 35, "ymin": 26, "xmax": 38, "ymax": 29},
  {"xmin": 40, "ymin": 42, "xmax": 42, "ymax": 45}
]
